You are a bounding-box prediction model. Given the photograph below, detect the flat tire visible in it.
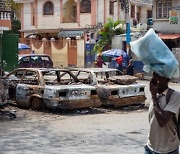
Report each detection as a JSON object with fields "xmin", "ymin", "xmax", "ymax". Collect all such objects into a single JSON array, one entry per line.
[{"xmin": 31, "ymin": 97, "xmax": 43, "ymax": 111}]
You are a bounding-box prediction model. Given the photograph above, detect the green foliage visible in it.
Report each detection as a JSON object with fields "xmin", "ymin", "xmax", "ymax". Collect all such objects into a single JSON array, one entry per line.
[
  {"xmin": 11, "ymin": 0, "xmax": 21, "ymax": 12},
  {"xmin": 10, "ymin": 1, "xmax": 21, "ymax": 35},
  {"xmin": 11, "ymin": 19, "xmax": 21, "ymax": 35},
  {"xmin": 11, "ymin": 0, "xmax": 21, "ymax": 19},
  {"xmin": 93, "ymin": 18, "xmax": 125, "ymax": 54}
]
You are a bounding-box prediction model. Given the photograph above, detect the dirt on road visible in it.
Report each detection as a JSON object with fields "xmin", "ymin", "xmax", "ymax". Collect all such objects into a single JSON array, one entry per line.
[{"xmin": 0, "ymin": 105, "xmax": 148, "ymax": 154}]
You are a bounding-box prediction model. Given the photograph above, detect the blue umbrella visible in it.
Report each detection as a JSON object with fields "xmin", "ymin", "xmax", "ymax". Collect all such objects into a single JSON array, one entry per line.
[
  {"xmin": 102, "ymin": 49, "xmax": 127, "ymax": 57},
  {"xmin": 18, "ymin": 43, "xmax": 30, "ymax": 50}
]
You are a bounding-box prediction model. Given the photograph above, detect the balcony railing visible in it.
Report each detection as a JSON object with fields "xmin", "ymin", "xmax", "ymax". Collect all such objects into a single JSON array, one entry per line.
[{"xmin": 0, "ymin": 11, "xmax": 11, "ymax": 20}]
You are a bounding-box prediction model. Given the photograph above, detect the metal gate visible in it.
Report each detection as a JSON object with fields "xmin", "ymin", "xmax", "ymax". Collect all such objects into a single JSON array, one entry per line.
[{"xmin": 0, "ymin": 31, "xmax": 18, "ymax": 72}]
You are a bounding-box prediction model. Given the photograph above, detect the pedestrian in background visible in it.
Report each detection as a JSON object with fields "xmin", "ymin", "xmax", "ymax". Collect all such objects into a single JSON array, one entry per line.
[
  {"xmin": 115, "ymin": 55, "xmax": 123, "ymax": 72},
  {"xmin": 95, "ymin": 55, "xmax": 106, "ymax": 68},
  {"xmin": 144, "ymin": 72, "xmax": 180, "ymax": 154},
  {"xmin": 126, "ymin": 59, "xmax": 134, "ymax": 76},
  {"xmin": 121, "ymin": 53, "xmax": 129, "ymax": 71},
  {"xmin": 30, "ymin": 50, "xmax": 35, "ymax": 54}
]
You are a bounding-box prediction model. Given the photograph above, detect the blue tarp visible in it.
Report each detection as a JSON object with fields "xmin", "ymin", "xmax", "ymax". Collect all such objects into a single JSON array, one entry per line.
[
  {"xmin": 130, "ymin": 28, "xmax": 179, "ymax": 78},
  {"xmin": 102, "ymin": 49, "xmax": 127, "ymax": 58},
  {"xmin": 18, "ymin": 43, "xmax": 30, "ymax": 50}
]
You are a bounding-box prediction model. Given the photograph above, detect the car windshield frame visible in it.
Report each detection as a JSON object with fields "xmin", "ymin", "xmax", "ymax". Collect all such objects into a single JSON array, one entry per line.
[{"xmin": 40, "ymin": 69, "xmax": 80, "ymax": 85}]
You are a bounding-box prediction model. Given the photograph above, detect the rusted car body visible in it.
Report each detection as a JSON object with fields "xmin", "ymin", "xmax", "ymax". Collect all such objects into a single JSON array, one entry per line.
[
  {"xmin": 70, "ymin": 68, "xmax": 146, "ymax": 107},
  {"xmin": 0, "ymin": 68, "xmax": 101, "ymax": 110}
]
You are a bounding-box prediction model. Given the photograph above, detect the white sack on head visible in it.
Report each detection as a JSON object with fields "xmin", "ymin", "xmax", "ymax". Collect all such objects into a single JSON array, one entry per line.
[{"xmin": 130, "ymin": 28, "xmax": 179, "ymax": 79}]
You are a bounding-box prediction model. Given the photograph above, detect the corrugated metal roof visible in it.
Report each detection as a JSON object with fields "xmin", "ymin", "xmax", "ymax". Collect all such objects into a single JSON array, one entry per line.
[
  {"xmin": 58, "ymin": 30, "xmax": 84, "ymax": 38},
  {"xmin": 158, "ymin": 33, "xmax": 180, "ymax": 40},
  {"xmin": 130, "ymin": 0, "xmax": 152, "ymax": 5}
]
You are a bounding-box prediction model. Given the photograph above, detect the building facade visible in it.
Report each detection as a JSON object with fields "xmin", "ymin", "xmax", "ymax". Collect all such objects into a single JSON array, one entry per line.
[
  {"xmin": 152, "ymin": 0, "xmax": 180, "ymax": 81},
  {"xmin": 14, "ymin": 0, "xmax": 152, "ymax": 68},
  {"xmin": 130, "ymin": 0, "xmax": 152, "ymax": 27},
  {"xmin": 152, "ymin": 0, "xmax": 180, "ymax": 49},
  {"xmin": 0, "ymin": 0, "xmax": 11, "ymax": 31},
  {"xmin": 153, "ymin": 0, "xmax": 180, "ymax": 33},
  {"xmin": 14, "ymin": 0, "xmax": 152, "ymax": 38},
  {"xmin": 14, "ymin": 0, "xmax": 122, "ymax": 39}
]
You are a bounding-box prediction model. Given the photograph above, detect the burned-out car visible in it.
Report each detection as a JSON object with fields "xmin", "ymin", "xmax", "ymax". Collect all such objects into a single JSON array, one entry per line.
[
  {"xmin": 70, "ymin": 68, "xmax": 146, "ymax": 107},
  {"xmin": 0, "ymin": 68, "xmax": 101, "ymax": 110}
]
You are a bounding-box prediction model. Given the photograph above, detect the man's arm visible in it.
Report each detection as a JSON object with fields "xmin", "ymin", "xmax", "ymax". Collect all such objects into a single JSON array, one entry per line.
[
  {"xmin": 150, "ymin": 79, "xmax": 174, "ymax": 127},
  {"xmin": 152, "ymin": 97, "xmax": 174, "ymax": 127}
]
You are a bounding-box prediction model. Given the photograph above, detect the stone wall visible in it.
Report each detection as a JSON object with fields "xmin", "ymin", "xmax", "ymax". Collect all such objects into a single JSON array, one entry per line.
[
  {"xmin": 172, "ymin": 48, "xmax": 180, "ymax": 82},
  {"xmin": 21, "ymin": 38, "xmax": 85, "ymax": 68}
]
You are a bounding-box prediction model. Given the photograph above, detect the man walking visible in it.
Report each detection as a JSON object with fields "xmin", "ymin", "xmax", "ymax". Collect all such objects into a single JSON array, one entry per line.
[
  {"xmin": 129, "ymin": 28, "xmax": 180, "ymax": 153},
  {"xmin": 144, "ymin": 72, "xmax": 180, "ymax": 154}
]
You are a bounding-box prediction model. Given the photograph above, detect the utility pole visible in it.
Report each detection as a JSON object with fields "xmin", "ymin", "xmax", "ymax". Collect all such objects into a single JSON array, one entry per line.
[
  {"xmin": 118, "ymin": 0, "xmax": 131, "ymax": 54},
  {"xmin": 125, "ymin": 0, "xmax": 131, "ymax": 55}
]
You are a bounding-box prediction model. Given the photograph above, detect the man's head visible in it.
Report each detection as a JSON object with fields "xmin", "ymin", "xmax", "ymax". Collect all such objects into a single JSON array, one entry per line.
[
  {"xmin": 151, "ymin": 72, "xmax": 170, "ymax": 94},
  {"xmin": 97, "ymin": 55, "xmax": 102, "ymax": 60}
]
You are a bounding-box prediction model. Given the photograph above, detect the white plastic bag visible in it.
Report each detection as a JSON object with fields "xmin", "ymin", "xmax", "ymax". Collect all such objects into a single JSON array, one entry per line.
[{"xmin": 130, "ymin": 28, "xmax": 179, "ymax": 79}]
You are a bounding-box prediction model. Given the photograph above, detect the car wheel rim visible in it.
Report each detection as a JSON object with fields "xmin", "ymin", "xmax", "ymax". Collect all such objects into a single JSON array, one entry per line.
[{"xmin": 31, "ymin": 97, "xmax": 43, "ymax": 111}]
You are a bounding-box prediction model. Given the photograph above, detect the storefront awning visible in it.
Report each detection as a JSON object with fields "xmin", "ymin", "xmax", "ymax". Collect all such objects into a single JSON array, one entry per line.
[
  {"xmin": 20, "ymin": 29, "xmax": 60, "ymax": 33},
  {"xmin": 58, "ymin": 30, "xmax": 84, "ymax": 38},
  {"xmin": 158, "ymin": 33, "xmax": 180, "ymax": 40}
]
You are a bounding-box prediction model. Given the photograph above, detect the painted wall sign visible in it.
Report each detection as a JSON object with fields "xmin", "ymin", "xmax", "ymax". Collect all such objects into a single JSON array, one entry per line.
[{"xmin": 169, "ymin": 10, "xmax": 178, "ymax": 24}]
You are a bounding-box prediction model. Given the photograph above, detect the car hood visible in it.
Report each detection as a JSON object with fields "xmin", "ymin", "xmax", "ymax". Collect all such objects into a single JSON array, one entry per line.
[
  {"xmin": 96, "ymin": 83, "xmax": 145, "ymax": 89},
  {"xmin": 45, "ymin": 84, "xmax": 96, "ymax": 90}
]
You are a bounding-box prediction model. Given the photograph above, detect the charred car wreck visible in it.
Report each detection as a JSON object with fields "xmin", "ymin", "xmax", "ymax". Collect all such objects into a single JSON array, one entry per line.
[
  {"xmin": 1, "ymin": 68, "xmax": 101, "ymax": 110},
  {"xmin": 71, "ymin": 68, "xmax": 146, "ymax": 107}
]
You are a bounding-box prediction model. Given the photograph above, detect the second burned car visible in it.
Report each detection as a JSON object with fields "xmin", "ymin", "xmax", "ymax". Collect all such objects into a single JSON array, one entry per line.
[
  {"xmin": 0, "ymin": 68, "xmax": 101, "ymax": 111},
  {"xmin": 70, "ymin": 68, "xmax": 146, "ymax": 107}
]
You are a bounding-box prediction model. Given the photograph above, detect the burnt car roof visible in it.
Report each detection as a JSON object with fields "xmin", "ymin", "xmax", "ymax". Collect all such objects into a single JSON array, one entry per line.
[
  {"xmin": 5, "ymin": 68, "xmax": 77, "ymax": 79},
  {"xmin": 11, "ymin": 68, "xmax": 69, "ymax": 72},
  {"xmin": 19, "ymin": 54, "xmax": 50, "ymax": 57},
  {"xmin": 70, "ymin": 68, "xmax": 118, "ymax": 73}
]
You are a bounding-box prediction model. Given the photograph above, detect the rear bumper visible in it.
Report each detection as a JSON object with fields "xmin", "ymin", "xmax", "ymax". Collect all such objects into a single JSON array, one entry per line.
[
  {"xmin": 44, "ymin": 99, "xmax": 102, "ymax": 110},
  {"xmin": 101, "ymin": 95, "xmax": 146, "ymax": 107}
]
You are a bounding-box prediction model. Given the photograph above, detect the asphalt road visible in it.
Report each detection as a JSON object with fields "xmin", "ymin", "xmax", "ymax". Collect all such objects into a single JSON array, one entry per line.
[{"xmin": 0, "ymin": 80, "xmax": 179, "ymax": 154}]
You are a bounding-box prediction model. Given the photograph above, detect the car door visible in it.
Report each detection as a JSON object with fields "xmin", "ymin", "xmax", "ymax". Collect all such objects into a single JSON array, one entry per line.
[
  {"xmin": 5, "ymin": 69, "xmax": 26, "ymax": 101},
  {"xmin": 16, "ymin": 70, "xmax": 43, "ymax": 107}
]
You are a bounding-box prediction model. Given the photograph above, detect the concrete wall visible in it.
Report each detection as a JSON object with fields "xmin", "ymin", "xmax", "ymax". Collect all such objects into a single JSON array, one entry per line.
[
  {"xmin": 23, "ymin": 3, "xmax": 32, "ymax": 30},
  {"xmin": 112, "ymin": 34, "xmax": 144, "ymax": 61},
  {"xmin": 129, "ymin": 2, "xmax": 152, "ymax": 25},
  {"xmin": 140, "ymin": 7, "xmax": 148, "ymax": 23},
  {"xmin": 29, "ymin": 38, "xmax": 85, "ymax": 68},
  {"xmin": 0, "ymin": 20, "xmax": 11, "ymax": 29},
  {"xmin": 80, "ymin": 14, "xmax": 91, "ymax": 27},
  {"xmin": 172, "ymin": 48, "xmax": 180, "ymax": 82},
  {"xmin": 37, "ymin": 0, "xmax": 60, "ymax": 29},
  {"xmin": 172, "ymin": 48, "xmax": 180, "ymax": 62},
  {"xmin": 112, "ymin": 35, "xmax": 137, "ymax": 49},
  {"xmin": 96, "ymin": 0, "xmax": 105, "ymax": 24},
  {"xmin": 21, "ymin": 0, "xmax": 152, "ymax": 32},
  {"xmin": 52, "ymin": 42, "xmax": 68, "ymax": 68},
  {"xmin": 31, "ymin": 42, "xmax": 43, "ymax": 54},
  {"xmin": 96, "ymin": 0, "xmax": 121, "ymax": 24},
  {"xmin": 77, "ymin": 39, "xmax": 85, "ymax": 67}
]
